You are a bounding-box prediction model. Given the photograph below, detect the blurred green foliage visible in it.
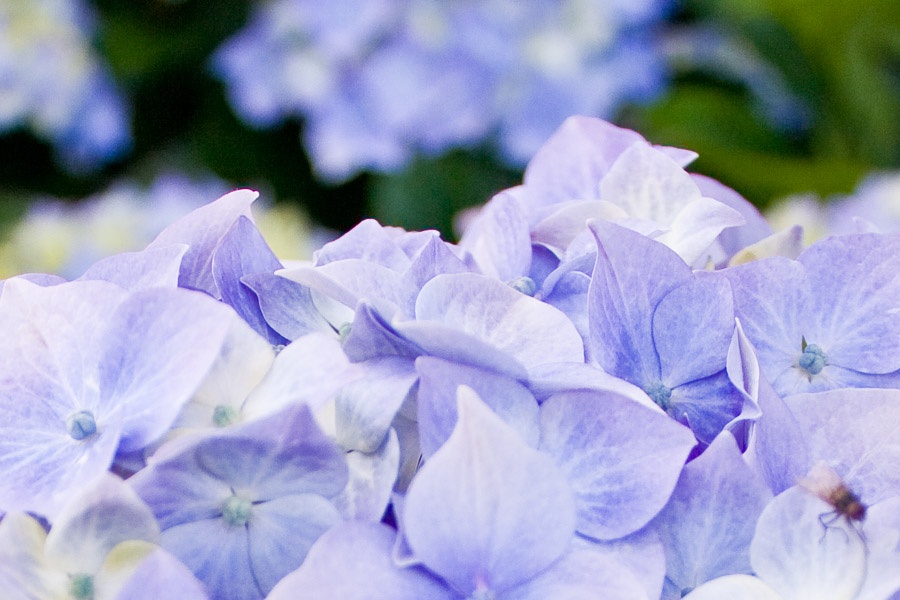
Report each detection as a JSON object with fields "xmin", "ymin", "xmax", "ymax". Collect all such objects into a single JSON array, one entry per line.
[
  {"xmin": 0, "ymin": 0, "xmax": 897, "ymax": 240},
  {"xmin": 626, "ymin": 0, "xmax": 900, "ymax": 209}
]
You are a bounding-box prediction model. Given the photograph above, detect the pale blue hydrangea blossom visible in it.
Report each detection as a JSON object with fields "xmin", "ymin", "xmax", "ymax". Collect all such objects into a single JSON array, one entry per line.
[
  {"xmin": 214, "ymin": 0, "xmax": 671, "ymax": 180},
  {"xmin": 1, "ymin": 118, "xmax": 899, "ymax": 597},
  {"xmin": 0, "ymin": 0, "xmax": 130, "ymax": 170}
]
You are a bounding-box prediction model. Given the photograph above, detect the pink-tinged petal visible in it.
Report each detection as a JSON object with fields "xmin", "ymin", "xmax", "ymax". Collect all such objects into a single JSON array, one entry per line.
[
  {"xmin": 148, "ymin": 189, "xmax": 259, "ymax": 296},
  {"xmin": 404, "ymin": 387, "xmax": 576, "ymax": 594},
  {"xmin": 266, "ymin": 522, "xmax": 454, "ymax": 600}
]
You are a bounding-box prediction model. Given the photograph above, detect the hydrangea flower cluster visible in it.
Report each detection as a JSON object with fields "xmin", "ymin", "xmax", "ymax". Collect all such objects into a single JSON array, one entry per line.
[
  {"xmin": 0, "ymin": 0, "xmax": 130, "ymax": 171},
  {"xmin": 1, "ymin": 116, "xmax": 898, "ymax": 599},
  {"xmin": 213, "ymin": 0, "xmax": 670, "ymax": 181}
]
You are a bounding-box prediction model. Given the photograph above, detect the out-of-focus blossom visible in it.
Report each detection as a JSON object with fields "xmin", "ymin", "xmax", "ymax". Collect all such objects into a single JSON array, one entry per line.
[
  {"xmin": 768, "ymin": 171, "xmax": 900, "ymax": 243},
  {"xmin": 0, "ymin": 173, "xmax": 313, "ymax": 279},
  {"xmin": 0, "ymin": 473, "xmax": 208, "ymax": 600},
  {"xmin": 214, "ymin": 0, "xmax": 672, "ymax": 181},
  {"xmin": 0, "ymin": 0, "xmax": 130, "ymax": 170}
]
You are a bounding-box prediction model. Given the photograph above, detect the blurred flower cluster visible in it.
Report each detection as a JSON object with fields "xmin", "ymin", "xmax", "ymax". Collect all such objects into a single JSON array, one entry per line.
[
  {"xmin": 0, "ymin": 172, "xmax": 315, "ymax": 280},
  {"xmin": 1, "ymin": 117, "xmax": 898, "ymax": 599},
  {"xmin": 214, "ymin": 0, "xmax": 671, "ymax": 181},
  {"xmin": 0, "ymin": 0, "xmax": 898, "ymax": 241},
  {"xmin": 0, "ymin": 0, "xmax": 130, "ymax": 171},
  {"xmin": 767, "ymin": 171, "xmax": 900, "ymax": 242}
]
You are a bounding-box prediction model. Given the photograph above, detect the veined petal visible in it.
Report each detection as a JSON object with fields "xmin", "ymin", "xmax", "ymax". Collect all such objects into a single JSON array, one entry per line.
[
  {"xmin": 414, "ymin": 272, "xmax": 584, "ymax": 371},
  {"xmin": 266, "ymin": 522, "xmax": 454, "ymax": 600},
  {"xmin": 540, "ymin": 390, "xmax": 695, "ymax": 540},
  {"xmin": 98, "ymin": 287, "xmax": 235, "ymax": 452},
  {"xmin": 682, "ymin": 575, "xmax": 781, "ymax": 600},
  {"xmin": 247, "ymin": 494, "xmax": 342, "ymax": 594},
  {"xmin": 655, "ymin": 432, "xmax": 772, "ymax": 595},
  {"xmin": 750, "ymin": 487, "xmax": 867, "ymax": 600},
  {"xmin": 416, "ymin": 356, "xmax": 540, "ymax": 459},
  {"xmin": 147, "ymin": 188, "xmax": 258, "ymax": 297},
  {"xmin": 45, "ymin": 473, "xmax": 159, "ymax": 575},
  {"xmin": 404, "ymin": 386, "xmax": 576, "ymax": 595}
]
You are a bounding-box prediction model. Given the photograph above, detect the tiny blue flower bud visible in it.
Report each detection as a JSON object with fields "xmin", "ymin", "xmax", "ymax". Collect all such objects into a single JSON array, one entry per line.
[
  {"xmin": 222, "ymin": 495, "xmax": 253, "ymax": 527},
  {"xmin": 212, "ymin": 405, "xmax": 240, "ymax": 427},
  {"xmin": 644, "ymin": 381, "xmax": 673, "ymax": 413},
  {"xmin": 66, "ymin": 410, "xmax": 97, "ymax": 441},
  {"xmin": 69, "ymin": 573, "xmax": 94, "ymax": 599},
  {"xmin": 798, "ymin": 342, "xmax": 828, "ymax": 376},
  {"xmin": 507, "ymin": 276, "xmax": 537, "ymax": 297},
  {"xmin": 338, "ymin": 322, "xmax": 352, "ymax": 344}
]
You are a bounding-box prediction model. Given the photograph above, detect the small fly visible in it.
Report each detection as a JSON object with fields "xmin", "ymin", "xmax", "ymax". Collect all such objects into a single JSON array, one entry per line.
[{"xmin": 799, "ymin": 462, "xmax": 866, "ymax": 539}]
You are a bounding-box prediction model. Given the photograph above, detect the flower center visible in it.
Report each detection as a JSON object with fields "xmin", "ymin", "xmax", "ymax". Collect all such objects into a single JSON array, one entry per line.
[
  {"xmin": 338, "ymin": 322, "xmax": 352, "ymax": 344},
  {"xmin": 212, "ymin": 405, "xmax": 239, "ymax": 427},
  {"xmin": 644, "ymin": 381, "xmax": 673, "ymax": 412},
  {"xmin": 798, "ymin": 339, "xmax": 828, "ymax": 377},
  {"xmin": 65, "ymin": 410, "xmax": 97, "ymax": 441},
  {"xmin": 69, "ymin": 573, "xmax": 94, "ymax": 600},
  {"xmin": 222, "ymin": 495, "xmax": 253, "ymax": 527},
  {"xmin": 507, "ymin": 276, "xmax": 537, "ymax": 297}
]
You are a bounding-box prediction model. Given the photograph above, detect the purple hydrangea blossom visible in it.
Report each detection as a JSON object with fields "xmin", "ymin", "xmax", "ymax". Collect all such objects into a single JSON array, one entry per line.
[
  {"xmin": 720, "ymin": 233, "xmax": 900, "ymax": 396},
  {"xmin": 0, "ymin": 277, "xmax": 235, "ymax": 518},
  {"xmin": 3, "ymin": 116, "xmax": 900, "ymax": 598},
  {"xmin": 0, "ymin": 0, "xmax": 130, "ymax": 170},
  {"xmin": 587, "ymin": 220, "xmax": 743, "ymax": 443},
  {"xmin": 214, "ymin": 1, "xmax": 671, "ymax": 181},
  {"xmin": 0, "ymin": 473, "xmax": 208, "ymax": 599},
  {"xmin": 130, "ymin": 402, "xmax": 348, "ymax": 599},
  {"xmin": 268, "ymin": 387, "xmax": 651, "ymax": 598}
]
